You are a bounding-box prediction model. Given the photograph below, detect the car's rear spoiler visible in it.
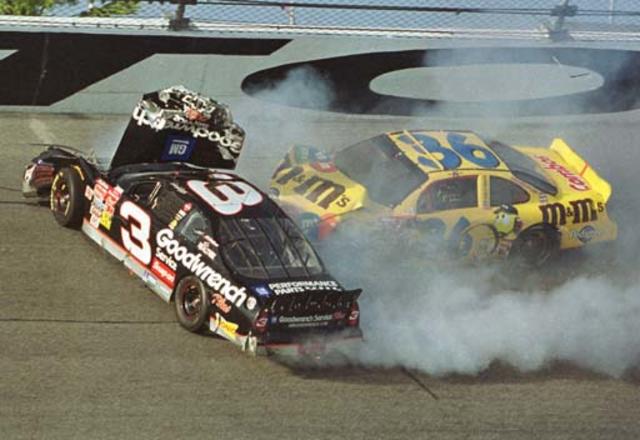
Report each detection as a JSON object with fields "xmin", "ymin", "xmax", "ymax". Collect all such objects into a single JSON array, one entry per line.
[
  {"xmin": 265, "ymin": 287, "xmax": 361, "ymax": 315},
  {"xmin": 109, "ymin": 85, "xmax": 246, "ymax": 171},
  {"xmin": 549, "ymin": 138, "xmax": 612, "ymax": 202}
]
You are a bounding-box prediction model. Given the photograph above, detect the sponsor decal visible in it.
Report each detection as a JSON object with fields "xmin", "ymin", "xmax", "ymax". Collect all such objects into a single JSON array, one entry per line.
[
  {"xmin": 91, "ymin": 180, "xmax": 122, "ymax": 230},
  {"xmin": 275, "ymin": 166, "xmax": 346, "ymax": 209},
  {"xmin": 286, "ymin": 321, "xmax": 330, "ymax": 328},
  {"xmin": 155, "ymin": 249, "xmax": 178, "ymax": 271},
  {"xmin": 279, "ymin": 314, "xmax": 333, "ymax": 324},
  {"xmin": 254, "ymin": 286, "xmax": 272, "ymax": 298},
  {"xmin": 539, "ymin": 198, "xmax": 600, "ymax": 227},
  {"xmin": 203, "ymin": 234, "xmax": 219, "ymax": 247},
  {"xmin": 90, "ymin": 205, "xmax": 102, "ymax": 218},
  {"xmin": 197, "ymin": 240, "xmax": 217, "ymax": 260},
  {"xmin": 24, "ymin": 164, "xmax": 35, "ymax": 183},
  {"xmin": 105, "ymin": 189, "xmax": 121, "ymax": 206},
  {"xmin": 245, "ymin": 296, "xmax": 257, "ymax": 311},
  {"xmin": 571, "ymin": 225, "xmax": 600, "ymax": 243},
  {"xmin": 92, "ymin": 198, "xmax": 105, "ymax": 209},
  {"xmin": 156, "ymin": 228, "xmax": 247, "ymax": 307},
  {"xmin": 161, "ymin": 135, "xmax": 195, "ymax": 161},
  {"xmin": 211, "ymin": 293, "xmax": 231, "ymax": 314},
  {"xmin": 535, "ymin": 155, "xmax": 589, "ymax": 191},
  {"xmin": 211, "ymin": 314, "xmax": 239, "ymax": 339},
  {"xmin": 84, "ymin": 186, "xmax": 93, "ymax": 200},
  {"xmin": 100, "ymin": 211, "xmax": 113, "ymax": 230},
  {"xmin": 151, "ymin": 257, "xmax": 176, "ymax": 288},
  {"xmin": 142, "ymin": 271, "xmax": 158, "ymax": 287},
  {"xmin": 268, "ymin": 280, "xmax": 342, "ymax": 295},
  {"xmin": 333, "ymin": 311, "xmax": 346, "ymax": 320},
  {"xmin": 168, "ymin": 204, "xmax": 191, "ymax": 230},
  {"xmin": 310, "ymin": 161, "xmax": 338, "ymax": 173},
  {"xmin": 94, "ymin": 179, "xmax": 108, "ymax": 200}
]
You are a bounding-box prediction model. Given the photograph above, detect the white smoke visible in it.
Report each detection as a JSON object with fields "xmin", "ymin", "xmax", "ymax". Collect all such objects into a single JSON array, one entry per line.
[
  {"xmin": 237, "ymin": 52, "xmax": 640, "ymax": 377},
  {"xmin": 233, "ymin": 66, "xmax": 341, "ymax": 186},
  {"xmin": 351, "ymin": 265, "xmax": 640, "ymax": 377}
]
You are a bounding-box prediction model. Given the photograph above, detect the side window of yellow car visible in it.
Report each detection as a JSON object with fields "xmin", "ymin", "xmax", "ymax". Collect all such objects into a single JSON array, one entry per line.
[
  {"xmin": 489, "ymin": 176, "xmax": 530, "ymax": 206},
  {"xmin": 417, "ymin": 176, "xmax": 478, "ymax": 213}
]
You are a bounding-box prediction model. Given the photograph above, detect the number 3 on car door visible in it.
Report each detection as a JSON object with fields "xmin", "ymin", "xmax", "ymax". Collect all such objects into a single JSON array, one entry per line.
[{"xmin": 120, "ymin": 200, "xmax": 152, "ymax": 265}]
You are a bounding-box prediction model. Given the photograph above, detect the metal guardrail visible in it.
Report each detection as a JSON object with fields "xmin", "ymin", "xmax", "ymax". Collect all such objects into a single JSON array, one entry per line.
[{"xmin": 0, "ymin": 0, "xmax": 639, "ymax": 41}]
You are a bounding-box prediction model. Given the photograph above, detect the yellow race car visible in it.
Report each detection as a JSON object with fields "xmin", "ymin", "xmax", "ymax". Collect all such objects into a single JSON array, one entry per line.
[{"xmin": 269, "ymin": 130, "xmax": 616, "ymax": 265}]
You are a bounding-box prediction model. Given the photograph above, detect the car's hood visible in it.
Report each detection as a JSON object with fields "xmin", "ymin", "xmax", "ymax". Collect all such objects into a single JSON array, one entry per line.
[{"xmin": 271, "ymin": 158, "xmax": 369, "ymax": 219}]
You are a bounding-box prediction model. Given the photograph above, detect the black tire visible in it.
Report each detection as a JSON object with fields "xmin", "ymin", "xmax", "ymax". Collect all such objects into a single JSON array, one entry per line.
[
  {"xmin": 510, "ymin": 224, "xmax": 560, "ymax": 267},
  {"xmin": 50, "ymin": 166, "xmax": 85, "ymax": 228},
  {"xmin": 174, "ymin": 276, "xmax": 211, "ymax": 333}
]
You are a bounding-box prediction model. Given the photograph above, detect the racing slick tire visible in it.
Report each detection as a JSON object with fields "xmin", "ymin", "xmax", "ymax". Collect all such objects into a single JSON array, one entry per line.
[
  {"xmin": 510, "ymin": 224, "xmax": 560, "ymax": 267},
  {"xmin": 174, "ymin": 276, "xmax": 211, "ymax": 333},
  {"xmin": 50, "ymin": 166, "xmax": 85, "ymax": 229}
]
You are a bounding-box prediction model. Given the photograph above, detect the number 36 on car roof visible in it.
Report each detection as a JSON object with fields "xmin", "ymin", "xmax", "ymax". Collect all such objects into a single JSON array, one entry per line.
[{"xmin": 393, "ymin": 132, "xmax": 500, "ymax": 171}]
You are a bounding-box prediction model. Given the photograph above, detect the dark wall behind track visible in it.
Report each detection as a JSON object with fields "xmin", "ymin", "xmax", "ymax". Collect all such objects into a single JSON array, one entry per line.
[{"xmin": 0, "ymin": 32, "xmax": 289, "ymax": 107}]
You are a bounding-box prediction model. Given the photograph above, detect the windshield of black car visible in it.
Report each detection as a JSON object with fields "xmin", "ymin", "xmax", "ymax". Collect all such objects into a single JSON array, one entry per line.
[
  {"xmin": 489, "ymin": 141, "xmax": 558, "ymax": 196},
  {"xmin": 334, "ymin": 135, "xmax": 426, "ymax": 207},
  {"xmin": 218, "ymin": 215, "xmax": 324, "ymax": 280}
]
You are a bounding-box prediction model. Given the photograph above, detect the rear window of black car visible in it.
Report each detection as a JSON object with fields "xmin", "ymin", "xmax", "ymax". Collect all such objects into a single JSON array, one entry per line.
[{"xmin": 218, "ymin": 215, "xmax": 324, "ymax": 280}]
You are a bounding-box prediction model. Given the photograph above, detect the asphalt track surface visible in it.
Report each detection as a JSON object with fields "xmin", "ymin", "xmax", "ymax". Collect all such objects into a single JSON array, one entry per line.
[{"xmin": 2, "ymin": 109, "xmax": 640, "ymax": 440}]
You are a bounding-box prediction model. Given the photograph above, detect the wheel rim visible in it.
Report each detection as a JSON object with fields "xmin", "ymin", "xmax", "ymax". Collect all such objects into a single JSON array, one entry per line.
[
  {"xmin": 52, "ymin": 179, "xmax": 71, "ymax": 216},
  {"xmin": 180, "ymin": 283, "xmax": 202, "ymax": 320},
  {"xmin": 520, "ymin": 230, "xmax": 552, "ymax": 265}
]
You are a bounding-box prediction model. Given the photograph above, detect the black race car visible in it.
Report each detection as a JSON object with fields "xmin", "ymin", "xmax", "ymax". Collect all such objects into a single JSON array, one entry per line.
[{"xmin": 22, "ymin": 86, "xmax": 362, "ymax": 356}]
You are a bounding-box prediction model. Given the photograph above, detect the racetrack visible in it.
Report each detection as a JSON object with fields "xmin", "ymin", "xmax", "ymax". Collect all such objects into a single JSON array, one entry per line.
[{"xmin": 1, "ymin": 110, "xmax": 640, "ymax": 439}]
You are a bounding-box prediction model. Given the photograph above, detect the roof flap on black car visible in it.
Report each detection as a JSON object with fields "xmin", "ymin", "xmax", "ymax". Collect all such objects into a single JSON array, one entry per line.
[{"xmin": 109, "ymin": 85, "xmax": 246, "ymax": 171}]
